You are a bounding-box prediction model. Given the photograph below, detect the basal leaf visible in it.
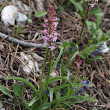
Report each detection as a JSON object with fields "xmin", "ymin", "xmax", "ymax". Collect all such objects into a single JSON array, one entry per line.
[
  {"xmin": 0, "ymin": 85, "xmax": 12, "ymax": 98},
  {"xmin": 35, "ymin": 11, "xmax": 47, "ymax": 17}
]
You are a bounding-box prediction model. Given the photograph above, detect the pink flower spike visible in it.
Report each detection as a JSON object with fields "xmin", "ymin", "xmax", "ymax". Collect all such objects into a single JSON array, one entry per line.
[
  {"xmin": 43, "ymin": 29, "xmax": 48, "ymax": 34},
  {"xmin": 54, "ymin": 32, "xmax": 58, "ymax": 37},
  {"xmin": 44, "ymin": 19, "xmax": 48, "ymax": 23},
  {"xmin": 54, "ymin": 22, "xmax": 58, "ymax": 27},
  {"xmin": 52, "ymin": 37, "xmax": 57, "ymax": 42},
  {"xmin": 48, "ymin": 35, "xmax": 53, "ymax": 39},
  {"xmin": 42, "ymin": 6, "xmax": 58, "ymax": 50},
  {"xmin": 88, "ymin": 3, "xmax": 96, "ymax": 7},
  {"xmin": 74, "ymin": 55, "xmax": 82, "ymax": 68},
  {"xmin": 53, "ymin": 17, "xmax": 58, "ymax": 21}
]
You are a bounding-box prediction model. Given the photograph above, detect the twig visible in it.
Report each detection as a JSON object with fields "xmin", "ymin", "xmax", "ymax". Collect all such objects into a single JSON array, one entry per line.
[{"xmin": 0, "ymin": 32, "xmax": 46, "ymax": 48}]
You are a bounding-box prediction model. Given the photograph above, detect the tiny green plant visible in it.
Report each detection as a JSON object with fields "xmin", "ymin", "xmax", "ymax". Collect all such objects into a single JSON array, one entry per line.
[
  {"xmin": 0, "ymin": 0, "xmax": 7, "ymax": 12},
  {"xmin": 11, "ymin": 27, "xmax": 15, "ymax": 50},
  {"xmin": 17, "ymin": 24, "xmax": 22, "ymax": 35}
]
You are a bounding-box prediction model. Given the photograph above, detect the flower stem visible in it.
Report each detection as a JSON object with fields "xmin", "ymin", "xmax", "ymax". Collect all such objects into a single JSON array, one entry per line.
[
  {"xmin": 40, "ymin": 45, "xmax": 49, "ymax": 90},
  {"xmin": 74, "ymin": 66, "xmax": 78, "ymax": 82},
  {"xmin": 46, "ymin": 48, "xmax": 52, "ymax": 89},
  {"xmin": 77, "ymin": 5, "xmax": 90, "ymax": 45}
]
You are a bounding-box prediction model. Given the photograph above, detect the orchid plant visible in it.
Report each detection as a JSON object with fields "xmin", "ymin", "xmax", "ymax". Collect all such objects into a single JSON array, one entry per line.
[{"xmin": 1, "ymin": 0, "xmax": 110, "ymax": 110}]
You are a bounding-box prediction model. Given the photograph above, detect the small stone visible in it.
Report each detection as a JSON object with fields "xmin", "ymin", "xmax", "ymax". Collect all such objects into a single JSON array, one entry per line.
[
  {"xmin": 0, "ymin": 75, "xmax": 5, "ymax": 79},
  {"xmin": 20, "ymin": 52, "xmax": 29, "ymax": 61},
  {"xmin": 101, "ymin": 42, "xmax": 110, "ymax": 53},
  {"xmin": 23, "ymin": 4, "xmax": 31, "ymax": 12},
  {"xmin": 0, "ymin": 108, "xmax": 5, "ymax": 110},
  {"xmin": 27, "ymin": 55, "xmax": 32, "ymax": 60},
  {"xmin": 50, "ymin": 71, "xmax": 57, "ymax": 77},
  {"xmin": 8, "ymin": 98, "xmax": 13, "ymax": 103},
  {"xmin": 102, "ymin": 48, "xmax": 109, "ymax": 53},
  {"xmin": 16, "ymin": 12, "xmax": 28, "ymax": 25},
  {"xmin": 1, "ymin": 5, "xmax": 18, "ymax": 26},
  {"xmin": 0, "ymin": 44, "xmax": 4, "ymax": 51},
  {"xmin": 32, "ymin": 53, "xmax": 44, "ymax": 61},
  {"xmin": 23, "ymin": 60, "xmax": 39, "ymax": 74}
]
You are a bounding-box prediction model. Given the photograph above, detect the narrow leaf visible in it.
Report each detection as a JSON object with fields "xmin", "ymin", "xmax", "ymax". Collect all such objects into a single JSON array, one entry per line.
[
  {"xmin": 0, "ymin": 100, "xmax": 3, "ymax": 108},
  {"xmin": 35, "ymin": 11, "xmax": 47, "ymax": 17},
  {"xmin": 28, "ymin": 97, "xmax": 39, "ymax": 107},
  {"xmin": 0, "ymin": 85, "xmax": 12, "ymax": 98},
  {"xmin": 5, "ymin": 77, "xmax": 38, "ymax": 94}
]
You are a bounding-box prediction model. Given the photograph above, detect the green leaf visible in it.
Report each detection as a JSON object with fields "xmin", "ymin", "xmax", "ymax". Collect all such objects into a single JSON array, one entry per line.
[
  {"xmin": 55, "ymin": 91, "xmax": 61, "ymax": 101},
  {"xmin": 94, "ymin": 107, "xmax": 98, "ymax": 110},
  {"xmin": 49, "ymin": 89, "xmax": 53, "ymax": 102},
  {"xmin": 70, "ymin": 0, "xmax": 83, "ymax": 12},
  {"xmin": 0, "ymin": 0, "xmax": 7, "ymax": 12},
  {"xmin": 0, "ymin": 85, "xmax": 12, "ymax": 98},
  {"xmin": 96, "ymin": 15, "xmax": 102, "ymax": 29},
  {"xmin": 96, "ymin": 29, "xmax": 103, "ymax": 40},
  {"xmin": 40, "ymin": 102, "xmax": 50, "ymax": 109},
  {"xmin": 28, "ymin": 96, "xmax": 39, "ymax": 107},
  {"xmin": 64, "ymin": 51, "xmax": 78, "ymax": 71},
  {"xmin": 28, "ymin": 18, "xmax": 32, "ymax": 23},
  {"xmin": 79, "ymin": 44, "xmax": 96, "ymax": 58},
  {"xmin": 0, "ymin": 100, "xmax": 3, "ymax": 108},
  {"xmin": 50, "ymin": 46, "xmax": 64, "ymax": 73},
  {"xmin": 5, "ymin": 77, "xmax": 38, "ymax": 94},
  {"xmin": 67, "ymin": 95, "xmax": 97, "ymax": 105},
  {"xmin": 35, "ymin": 11, "xmax": 47, "ymax": 17},
  {"xmin": 17, "ymin": 24, "xmax": 22, "ymax": 34},
  {"xmin": 59, "ymin": 5, "xmax": 64, "ymax": 12},
  {"xmin": 13, "ymin": 84, "xmax": 24, "ymax": 98},
  {"xmin": 62, "ymin": 102, "xmax": 72, "ymax": 109},
  {"xmin": 90, "ymin": 55, "xmax": 103, "ymax": 61},
  {"xmin": 89, "ymin": 8, "xmax": 104, "ymax": 16}
]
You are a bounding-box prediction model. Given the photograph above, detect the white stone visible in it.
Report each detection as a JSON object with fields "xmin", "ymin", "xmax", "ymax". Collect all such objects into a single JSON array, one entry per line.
[
  {"xmin": 0, "ymin": 108, "xmax": 5, "ymax": 110},
  {"xmin": 1, "ymin": 5, "xmax": 18, "ymax": 26},
  {"xmin": 23, "ymin": 4, "xmax": 31, "ymax": 12},
  {"xmin": 0, "ymin": 75, "xmax": 5, "ymax": 79},
  {"xmin": 101, "ymin": 42, "xmax": 110, "ymax": 53},
  {"xmin": 16, "ymin": 12, "xmax": 28, "ymax": 25},
  {"xmin": 27, "ymin": 55, "xmax": 32, "ymax": 60},
  {"xmin": 23, "ymin": 60, "xmax": 39, "ymax": 74},
  {"xmin": 102, "ymin": 48, "xmax": 109, "ymax": 53},
  {"xmin": 32, "ymin": 53, "xmax": 44, "ymax": 61},
  {"xmin": 50, "ymin": 71, "xmax": 57, "ymax": 77},
  {"xmin": 0, "ymin": 44, "xmax": 4, "ymax": 51},
  {"xmin": 13, "ymin": 0, "xmax": 32, "ymax": 13},
  {"xmin": 20, "ymin": 52, "xmax": 29, "ymax": 61}
]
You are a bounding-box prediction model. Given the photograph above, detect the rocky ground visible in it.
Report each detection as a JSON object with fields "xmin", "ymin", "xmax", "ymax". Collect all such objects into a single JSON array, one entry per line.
[{"xmin": 0, "ymin": 0, "xmax": 110, "ymax": 110}]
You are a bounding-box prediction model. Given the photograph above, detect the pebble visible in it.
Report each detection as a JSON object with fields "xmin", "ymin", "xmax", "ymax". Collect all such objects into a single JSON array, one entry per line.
[
  {"xmin": 20, "ymin": 52, "xmax": 29, "ymax": 61},
  {"xmin": 0, "ymin": 75, "xmax": 5, "ymax": 79},
  {"xmin": 23, "ymin": 60, "xmax": 39, "ymax": 74},
  {"xmin": 16, "ymin": 12, "xmax": 28, "ymax": 25},
  {"xmin": 12, "ymin": 0, "xmax": 32, "ymax": 13},
  {"xmin": 1, "ymin": 5, "xmax": 18, "ymax": 26},
  {"xmin": 1, "ymin": 5, "xmax": 28, "ymax": 26},
  {"xmin": 50, "ymin": 71, "xmax": 57, "ymax": 77},
  {"xmin": 101, "ymin": 42, "xmax": 110, "ymax": 53},
  {"xmin": 0, "ymin": 108, "xmax": 5, "ymax": 110},
  {"xmin": 0, "ymin": 44, "xmax": 4, "ymax": 51},
  {"xmin": 32, "ymin": 53, "xmax": 44, "ymax": 61}
]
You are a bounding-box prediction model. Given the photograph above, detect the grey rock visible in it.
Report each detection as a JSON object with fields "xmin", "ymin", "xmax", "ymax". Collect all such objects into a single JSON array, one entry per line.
[
  {"xmin": 0, "ymin": 75, "xmax": 5, "ymax": 79},
  {"xmin": 0, "ymin": 108, "xmax": 5, "ymax": 110},
  {"xmin": 32, "ymin": 53, "xmax": 44, "ymax": 61},
  {"xmin": 0, "ymin": 44, "xmax": 4, "ymax": 51},
  {"xmin": 16, "ymin": 12, "xmax": 28, "ymax": 25},
  {"xmin": 1, "ymin": 5, "xmax": 18, "ymax": 26}
]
